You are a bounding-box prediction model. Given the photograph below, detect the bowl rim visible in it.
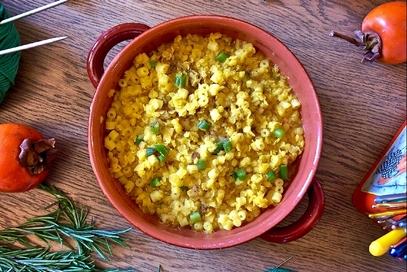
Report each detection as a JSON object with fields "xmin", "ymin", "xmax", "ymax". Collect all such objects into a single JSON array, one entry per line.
[{"xmin": 88, "ymin": 14, "xmax": 323, "ymax": 249}]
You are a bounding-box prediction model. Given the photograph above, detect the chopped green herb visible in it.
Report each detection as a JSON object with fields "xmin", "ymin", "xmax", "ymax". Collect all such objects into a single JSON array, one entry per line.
[
  {"xmin": 150, "ymin": 121, "xmax": 160, "ymax": 135},
  {"xmin": 197, "ymin": 159, "xmax": 207, "ymax": 170},
  {"xmin": 198, "ymin": 120, "xmax": 211, "ymax": 131},
  {"xmin": 146, "ymin": 147, "xmax": 156, "ymax": 156},
  {"xmin": 273, "ymin": 128, "xmax": 286, "ymax": 139},
  {"xmin": 134, "ymin": 134, "xmax": 144, "ymax": 145},
  {"xmin": 175, "ymin": 72, "xmax": 187, "ymax": 88},
  {"xmin": 190, "ymin": 211, "xmax": 201, "ymax": 224},
  {"xmin": 216, "ymin": 52, "xmax": 229, "ymax": 63},
  {"xmin": 267, "ymin": 170, "xmax": 277, "ymax": 182},
  {"xmin": 150, "ymin": 177, "xmax": 161, "ymax": 187},
  {"xmin": 232, "ymin": 171, "xmax": 239, "ymax": 181},
  {"xmin": 149, "ymin": 60, "xmax": 157, "ymax": 68},
  {"xmin": 280, "ymin": 165, "xmax": 289, "ymax": 180}
]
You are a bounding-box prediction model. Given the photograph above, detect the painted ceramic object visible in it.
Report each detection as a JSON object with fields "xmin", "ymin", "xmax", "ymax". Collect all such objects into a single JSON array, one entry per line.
[{"xmin": 86, "ymin": 15, "xmax": 324, "ymax": 249}]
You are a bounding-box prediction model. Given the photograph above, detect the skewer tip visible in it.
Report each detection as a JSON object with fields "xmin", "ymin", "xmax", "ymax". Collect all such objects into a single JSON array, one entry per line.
[{"xmin": 0, "ymin": 0, "xmax": 69, "ymax": 25}]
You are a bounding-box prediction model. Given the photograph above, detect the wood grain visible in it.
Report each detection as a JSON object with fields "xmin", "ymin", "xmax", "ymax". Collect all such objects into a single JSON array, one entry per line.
[{"xmin": 0, "ymin": 0, "xmax": 406, "ymax": 271}]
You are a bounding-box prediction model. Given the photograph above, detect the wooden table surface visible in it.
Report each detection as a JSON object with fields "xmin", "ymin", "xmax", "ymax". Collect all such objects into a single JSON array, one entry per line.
[{"xmin": 1, "ymin": 0, "xmax": 406, "ymax": 271}]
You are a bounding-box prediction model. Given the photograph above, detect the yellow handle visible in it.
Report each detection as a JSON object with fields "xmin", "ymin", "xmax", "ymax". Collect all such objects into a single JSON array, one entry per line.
[{"xmin": 369, "ymin": 228, "xmax": 406, "ymax": 257}]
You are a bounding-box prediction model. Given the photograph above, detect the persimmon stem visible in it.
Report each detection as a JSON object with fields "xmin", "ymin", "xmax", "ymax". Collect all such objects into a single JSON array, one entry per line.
[
  {"xmin": 329, "ymin": 30, "xmax": 362, "ymax": 47},
  {"xmin": 19, "ymin": 138, "xmax": 57, "ymax": 175}
]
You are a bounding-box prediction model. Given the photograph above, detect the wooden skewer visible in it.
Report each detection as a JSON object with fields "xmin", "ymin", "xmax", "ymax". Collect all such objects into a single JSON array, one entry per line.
[
  {"xmin": 0, "ymin": 36, "xmax": 67, "ymax": 56},
  {"xmin": 0, "ymin": 0, "xmax": 69, "ymax": 25}
]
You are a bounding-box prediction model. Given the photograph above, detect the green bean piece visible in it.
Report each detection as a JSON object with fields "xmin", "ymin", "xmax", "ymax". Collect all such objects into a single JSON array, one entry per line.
[
  {"xmin": 280, "ymin": 165, "xmax": 289, "ymax": 180},
  {"xmin": 213, "ymin": 139, "xmax": 232, "ymax": 154},
  {"xmin": 198, "ymin": 120, "xmax": 211, "ymax": 131},
  {"xmin": 267, "ymin": 170, "xmax": 277, "ymax": 182},
  {"xmin": 150, "ymin": 121, "xmax": 160, "ymax": 135},
  {"xmin": 222, "ymin": 139, "xmax": 232, "ymax": 153},
  {"xmin": 149, "ymin": 60, "xmax": 157, "ymax": 68},
  {"xmin": 134, "ymin": 134, "xmax": 144, "ymax": 145},
  {"xmin": 154, "ymin": 144, "xmax": 169, "ymax": 157},
  {"xmin": 146, "ymin": 147, "xmax": 156, "ymax": 156},
  {"xmin": 213, "ymin": 140, "xmax": 224, "ymax": 154},
  {"xmin": 197, "ymin": 159, "xmax": 207, "ymax": 170},
  {"xmin": 216, "ymin": 52, "xmax": 229, "ymax": 63},
  {"xmin": 236, "ymin": 169, "xmax": 247, "ymax": 181},
  {"xmin": 175, "ymin": 72, "xmax": 187, "ymax": 88},
  {"xmin": 273, "ymin": 128, "xmax": 286, "ymax": 139},
  {"xmin": 150, "ymin": 177, "xmax": 160, "ymax": 187},
  {"xmin": 190, "ymin": 211, "xmax": 201, "ymax": 224},
  {"xmin": 158, "ymin": 154, "xmax": 166, "ymax": 163}
]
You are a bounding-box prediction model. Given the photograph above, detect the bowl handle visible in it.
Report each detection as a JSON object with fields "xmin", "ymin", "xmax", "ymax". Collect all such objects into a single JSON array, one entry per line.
[
  {"xmin": 260, "ymin": 177, "xmax": 325, "ymax": 243},
  {"xmin": 86, "ymin": 23, "xmax": 151, "ymax": 88}
]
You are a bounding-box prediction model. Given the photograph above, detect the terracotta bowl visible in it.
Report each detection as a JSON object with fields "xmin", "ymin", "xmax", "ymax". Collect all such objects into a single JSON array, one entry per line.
[{"xmin": 87, "ymin": 15, "xmax": 325, "ymax": 249}]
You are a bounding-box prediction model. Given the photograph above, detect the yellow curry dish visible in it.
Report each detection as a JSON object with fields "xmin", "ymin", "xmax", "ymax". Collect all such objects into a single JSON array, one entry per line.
[{"xmin": 103, "ymin": 32, "xmax": 305, "ymax": 232}]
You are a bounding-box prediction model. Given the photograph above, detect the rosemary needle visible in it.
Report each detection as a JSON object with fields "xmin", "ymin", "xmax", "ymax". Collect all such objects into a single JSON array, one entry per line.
[
  {"xmin": 0, "ymin": 183, "xmax": 133, "ymax": 271},
  {"xmin": 0, "ymin": 246, "xmax": 133, "ymax": 272}
]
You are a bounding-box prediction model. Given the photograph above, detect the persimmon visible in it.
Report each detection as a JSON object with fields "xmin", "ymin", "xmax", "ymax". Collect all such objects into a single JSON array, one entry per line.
[
  {"xmin": 0, "ymin": 123, "xmax": 57, "ymax": 193},
  {"xmin": 330, "ymin": 1, "xmax": 406, "ymax": 64}
]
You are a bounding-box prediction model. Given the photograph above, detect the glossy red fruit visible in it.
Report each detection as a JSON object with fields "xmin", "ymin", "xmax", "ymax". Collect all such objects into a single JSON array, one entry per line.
[
  {"xmin": 0, "ymin": 123, "xmax": 57, "ymax": 192},
  {"xmin": 330, "ymin": 1, "xmax": 406, "ymax": 64},
  {"xmin": 360, "ymin": 1, "xmax": 407, "ymax": 64}
]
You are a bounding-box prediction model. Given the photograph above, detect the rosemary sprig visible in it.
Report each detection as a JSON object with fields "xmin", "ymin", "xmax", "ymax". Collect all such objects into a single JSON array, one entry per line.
[
  {"xmin": 0, "ymin": 183, "xmax": 133, "ymax": 271},
  {"xmin": 0, "ymin": 246, "xmax": 95, "ymax": 271},
  {"xmin": 0, "ymin": 245, "xmax": 132, "ymax": 272}
]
